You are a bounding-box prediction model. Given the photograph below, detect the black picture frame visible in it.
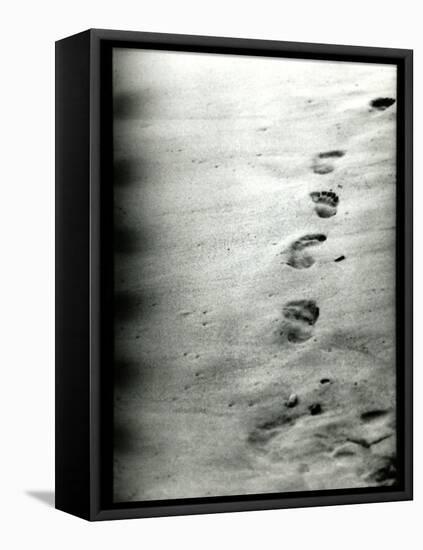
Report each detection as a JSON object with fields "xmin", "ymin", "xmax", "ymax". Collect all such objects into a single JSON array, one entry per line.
[{"xmin": 55, "ymin": 28, "xmax": 413, "ymax": 521}]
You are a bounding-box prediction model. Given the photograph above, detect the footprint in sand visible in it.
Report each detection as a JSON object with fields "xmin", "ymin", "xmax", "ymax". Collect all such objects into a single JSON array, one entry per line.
[
  {"xmin": 285, "ymin": 233, "xmax": 327, "ymax": 269},
  {"xmin": 370, "ymin": 97, "xmax": 396, "ymax": 112},
  {"xmin": 280, "ymin": 299, "xmax": 319, "ymax": 343},
  {"xmin": 248, "ymin": 411, "xmax": 294, "ymax": 446},
  {"xmin": 310, "ymin": 190, "xmax": 339, "ymax": 218},
  {"xmin": 311, "ymin": 150, "xmax": 346, "ymax": 175}
]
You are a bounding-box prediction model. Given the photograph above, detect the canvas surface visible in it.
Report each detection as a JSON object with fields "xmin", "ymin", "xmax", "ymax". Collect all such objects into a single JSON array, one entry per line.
[{"xmin": 112, "ymin": 48, "xmax": 397, "ymax": 502}]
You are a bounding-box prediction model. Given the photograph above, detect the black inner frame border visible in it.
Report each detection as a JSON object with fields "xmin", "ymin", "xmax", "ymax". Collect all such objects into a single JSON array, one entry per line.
[{"xmin": 99, "ymin": 37, "xmax": 408, "ymax": 511}]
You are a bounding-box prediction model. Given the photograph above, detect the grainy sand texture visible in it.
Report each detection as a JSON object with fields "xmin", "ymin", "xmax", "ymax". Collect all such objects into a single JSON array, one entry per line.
[{"xmin": 112, "ymin": 48, "xmax": 397, "ymax": 502}]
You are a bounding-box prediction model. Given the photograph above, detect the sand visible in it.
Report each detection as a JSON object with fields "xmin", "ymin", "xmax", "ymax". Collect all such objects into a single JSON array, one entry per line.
[{"xmin": 112, "ymin": 49, "xmax": 397, "ymax": 501}]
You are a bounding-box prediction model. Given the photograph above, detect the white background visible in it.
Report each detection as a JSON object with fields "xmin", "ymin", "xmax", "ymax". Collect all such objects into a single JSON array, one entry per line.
[{"xmin": 0, "ymin": 0, "xmax": 419, "ymax": 548}]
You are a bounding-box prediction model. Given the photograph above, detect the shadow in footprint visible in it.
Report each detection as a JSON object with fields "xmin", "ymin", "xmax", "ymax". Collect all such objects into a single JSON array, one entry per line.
[
  {"xmin": 279, "ymin": 299, "xmax": 319, "ymax": 343},
  {"xmin": 361, "ymin": 409, "xmax": 390, "ymax": 423},
  {"xmin": 318, "ymin": 150, "xmax": 346, "ymax": 159},
  {"xmin": 312, "ymin": 150, "xmax": 346, "ymax": 174},
  {"xmin": 286, "ymin": 233, "xmax": 327, "ymax": 269},
  {"xmin": 310, "ymin": 190, "xmax": 339, "ymax": 218},
  {"xmin": 367, "ymin": 456, "xmax": 397, "ymax": 485},
  {"xmin": 370, "ymin": 98, "xmax": 396, "ymax": 111}
]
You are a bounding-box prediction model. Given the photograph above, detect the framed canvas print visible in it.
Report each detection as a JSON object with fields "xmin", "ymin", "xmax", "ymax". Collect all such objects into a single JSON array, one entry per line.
[{"xmin": 55, "ymin": 29, "xmax": 413, "ymax": 521}]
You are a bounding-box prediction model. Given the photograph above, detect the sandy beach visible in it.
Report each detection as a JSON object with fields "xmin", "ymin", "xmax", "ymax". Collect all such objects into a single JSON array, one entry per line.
[{"xmin": 112, "ymin": 49, "xmax": 397, "ymax": 502}]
